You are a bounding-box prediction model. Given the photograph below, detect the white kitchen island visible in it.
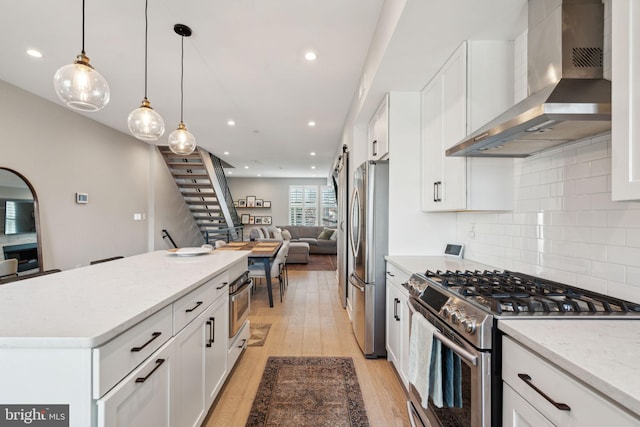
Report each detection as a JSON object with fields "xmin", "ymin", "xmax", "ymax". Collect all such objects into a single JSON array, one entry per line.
[{"xmin": 0, "ymin": 249, "xmax": 249, "ymax": 427}]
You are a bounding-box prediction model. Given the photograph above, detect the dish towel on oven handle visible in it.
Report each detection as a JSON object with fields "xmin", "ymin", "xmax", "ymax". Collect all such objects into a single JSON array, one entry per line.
[
  {"xmin": 443, "ymin": 346, "xmax": 464, "ymax": 408},
  {"xmin": 408, "ymin": 312, "xmax": 437, "ymax": 408},
  {"xmin": 430, "ymin": 338, "xmax": 443, "ymax": 408}
]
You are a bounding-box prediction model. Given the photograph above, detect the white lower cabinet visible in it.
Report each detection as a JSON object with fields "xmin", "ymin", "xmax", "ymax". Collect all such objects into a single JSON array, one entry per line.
[
  {"xmin": 97, "ymin": 339, "xmax": 174, "ymax": 427},
  {"xmin": 503, "ymin": 383, "xmax": 554, "ymax": 427},
  {"xmin": 502, "ymin": 336, "xmax": 638, "ymax": 426},
  {"xmin": 204, "ymin": 295, "xmax": 229, "ymax": 407},
  {"xmin": 385, "ymin": 263, "xmax": 410, "ymax": 389},
  {"xmin": 173, "ymin": 294, "xmax": 228, "ymax": 427}
]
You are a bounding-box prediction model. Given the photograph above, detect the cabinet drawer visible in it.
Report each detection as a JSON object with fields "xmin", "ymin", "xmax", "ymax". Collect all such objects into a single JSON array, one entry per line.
[
  {"xmin": 96, "ymin": 338, "xmax": 173, "ymax": 427},
  {"xmin": 173, "ymin": 272, "xmax": 228, "ymax": 333},
  {"xmin": 385, "ymin": 263, "xmax": 410, "ymax": 287},
  {"xmin": 93, "ymin": 304, "xmax": 172, "ymax": 399},
  {"xmin": 228, "ymin": 319, "xmax": 249, "ymax": 369},
  {"xmin": 502, "ymin": 336, "xmax": 638, "ymax": 426}
]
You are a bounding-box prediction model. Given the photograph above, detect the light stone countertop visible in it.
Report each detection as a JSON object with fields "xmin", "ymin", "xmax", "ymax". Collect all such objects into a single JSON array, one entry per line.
[
  {"xmin": 499, "ymin": 319, "xmax": 640, "ymax": 419},
  {"xmin": 0, "ymin": 250, "xmax": 249, "ymax": 349}
]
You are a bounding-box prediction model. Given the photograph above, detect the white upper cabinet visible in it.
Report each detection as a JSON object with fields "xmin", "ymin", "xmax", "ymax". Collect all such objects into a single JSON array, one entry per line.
[
  {"xmin": 368, "ymin": 93, "xmax": 390, "ymax": 160},
  {"xmin": 421, "ymin": 41, "xmax": 515, "ymax": 212},
  {"xmin": 612, "ymin": 0, "xmax": 640, "ymax": 201}
]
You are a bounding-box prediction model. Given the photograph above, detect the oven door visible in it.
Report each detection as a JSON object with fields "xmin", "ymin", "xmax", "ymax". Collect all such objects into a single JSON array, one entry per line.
[
  {"xmin": 407, "ymin": 298, "xmax": 491, "ymax": 427},
  {"xmin": 229, "ymin": 280, "xmax": 252, "ymax": 338}
]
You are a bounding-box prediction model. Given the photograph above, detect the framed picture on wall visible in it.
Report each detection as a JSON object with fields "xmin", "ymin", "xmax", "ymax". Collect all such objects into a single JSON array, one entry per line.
[
  {"xmin": 256, "ymin": 199, "xmax": 263, "ymax": 207},
  {"xmin": 241, "ymin": 214, "xmax": 249, "ymax": 224},
  {"xmin": 255, "ymin": 217, "xmax": 262, "ymax": 224},
  {"xmin": 262, "ymin": 216, "xmax": 272, "ymax": 225},
  {"xmin": 263, "ymin": 201, "xmax": 271, "ymax": 208},
  {"xmin": 238, "ymin": 199, "xmax": 247, "ymax": 207},
  {"xmin": 234, "ymin": 201, "xmax": 239, "ymax": 207},
  {"xmin": 249, "ymin": 216, "xmax": 255, "ymax": 224},
  {"xmin": 246, "ymin": 196, "xmax": 256, "ymax": 207}
]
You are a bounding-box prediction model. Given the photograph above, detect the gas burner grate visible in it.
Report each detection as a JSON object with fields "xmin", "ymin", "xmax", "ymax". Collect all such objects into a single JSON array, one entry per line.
[{"xmin": 424, "ymin": 269, "xmax": 640, "ymax": 315}]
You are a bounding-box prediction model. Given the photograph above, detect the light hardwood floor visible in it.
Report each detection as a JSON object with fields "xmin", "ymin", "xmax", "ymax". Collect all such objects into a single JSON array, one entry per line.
[{"xmin": 204, "ymin": 269, "xmax": 411, "ymax": 427}]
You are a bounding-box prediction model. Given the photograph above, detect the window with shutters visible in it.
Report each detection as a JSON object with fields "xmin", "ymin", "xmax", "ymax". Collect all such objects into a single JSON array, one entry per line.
[{"xmin": 289, "ymin": 185, "xmax": 336, "ymax": 226}]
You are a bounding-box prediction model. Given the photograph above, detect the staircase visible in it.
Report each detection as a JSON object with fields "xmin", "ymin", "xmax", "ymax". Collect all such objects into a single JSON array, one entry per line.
[{"xmin": 158, "ymin": 146, "xmax": 243, "ymax": 243}]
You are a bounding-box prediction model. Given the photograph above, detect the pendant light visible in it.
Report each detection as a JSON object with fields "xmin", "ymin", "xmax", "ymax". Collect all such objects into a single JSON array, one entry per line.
[
  {"xmin": 168, "ymin": 24, "xmax": 197, "ymax": 156},
  {"xmin": 53, "ymin": 0, "xmax": 110, "ymax": 112},
  {"xmin": 127, "ymin": 0, "xmax": 165, "ymax": 141}
]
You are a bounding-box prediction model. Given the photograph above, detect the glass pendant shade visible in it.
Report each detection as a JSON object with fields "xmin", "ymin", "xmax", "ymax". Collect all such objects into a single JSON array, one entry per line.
[
  {"xmin": 128, "ymin": 98, "xmax": 165, "ymax": 141},
  {"xmin": 53, "ymin": 53, "xmax": 110, "ymax": 112},
  {"xmin": 168, "ymin": 122, "xmax": 197, "ymax": 155}
]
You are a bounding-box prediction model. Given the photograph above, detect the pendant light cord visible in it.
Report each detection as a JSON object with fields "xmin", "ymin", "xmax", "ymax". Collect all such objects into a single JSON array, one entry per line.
[
  {"xmin": 81, "ymin": 0, "xmax": 86, "ymax": 55},
  {"xmin": 180, "ymin": 34, "xmax": 185, "ymax": 122},
  {"xmin": 144, "ymin": 0, "xmax": 149, "ymax": 99}
]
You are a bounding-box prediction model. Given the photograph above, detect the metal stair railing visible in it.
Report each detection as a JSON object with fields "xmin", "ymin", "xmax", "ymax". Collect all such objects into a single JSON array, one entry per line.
[{"xmin": 209, "ymin": 153, "xmax": 242, "ymax": 227}]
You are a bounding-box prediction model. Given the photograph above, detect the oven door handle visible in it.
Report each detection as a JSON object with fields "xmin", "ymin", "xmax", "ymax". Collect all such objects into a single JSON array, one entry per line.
[
  {"xmin": 408, "ymin": 300, "xmax": 478, "ymax": 366},
  {"xmin": 230, "ymin": 281, "xmax": 252, "ymax": 301}
]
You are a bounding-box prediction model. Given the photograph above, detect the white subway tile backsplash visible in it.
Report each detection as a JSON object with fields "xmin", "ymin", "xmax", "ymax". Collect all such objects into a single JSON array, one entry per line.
[
  {"xmin": 591, "ymin": 261, "xmax": 625, "ymax": 283},
  {"xmin": 590, "ymin": 227, "xmax": 625, "ymax": 246},
  {"xmin": 626, "ymin": 229, "xmax": 640, "ymax": 248},
  {"xmin": 456, "ymin": 136, "xmax": 640, "ymax": 302}
]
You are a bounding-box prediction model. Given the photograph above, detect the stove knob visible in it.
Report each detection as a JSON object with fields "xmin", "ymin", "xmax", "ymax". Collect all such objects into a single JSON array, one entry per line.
[
  {"xmin": 451, "ymin": 310, "xmax": 462, "ymax": 324},
  {"xmin": 462, "ymin": 318, "xmax": 477, "ymax": 334},
  {"xmin": 441, "ymin": 304, "xmax": 453, "ymax": 319}
]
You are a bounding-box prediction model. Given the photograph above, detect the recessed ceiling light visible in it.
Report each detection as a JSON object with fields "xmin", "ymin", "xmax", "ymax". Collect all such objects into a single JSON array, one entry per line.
[
  {"xmin": 228, "ymin": 171, "xmax": 233, "ymax": 175},
  {"xmin": 257, "ymin": 174, "xmax": 261, "ymax": 177},
  {"xmin": 244, "ymin": 166, "xmax": 249, "ymax": 169},
  {"xmin": 311, "ymin": 166, "xmax": 316, "ymax": 169},
  {"xmin": 310, "ymin": 152, "xmax": 316, "ymax": 156},
  {"xmin": 308, "ymin": 121, "xmax": 316, "ymax": 127},
  {"xmin": 227, "ymin": 120, "xmax": 235, "ymax": 126},
  {"xmin": 304, "ymin": 51, "xmax": 317, "ymax": 61},
  {"xmin": 223, "ymin": 151, "xmax": 230, "ymax": 155},
  {"xmin": 26, "ymin": 49, "xmax": 43, "ymax": 58}
]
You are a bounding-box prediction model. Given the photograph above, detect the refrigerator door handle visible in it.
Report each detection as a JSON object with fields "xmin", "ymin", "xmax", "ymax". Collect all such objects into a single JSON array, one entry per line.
[{"xmin": 349, "ymin": 188, "xmax": 360, "ymax": 258}]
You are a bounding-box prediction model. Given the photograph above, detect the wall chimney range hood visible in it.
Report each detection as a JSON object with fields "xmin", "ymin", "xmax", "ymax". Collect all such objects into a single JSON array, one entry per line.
[{"xmin": 446, "ymin": 0, "xmax": 611, "ymax": 158}]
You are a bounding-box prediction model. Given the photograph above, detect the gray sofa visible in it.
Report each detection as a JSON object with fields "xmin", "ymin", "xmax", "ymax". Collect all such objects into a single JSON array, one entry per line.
[
  {"xmin": 278, "ymin": 225, "xmax": 337, "ymax": 255},
  {"xmin": 249, "ymin": 225, "xmax": 337, "ymax": 255}
]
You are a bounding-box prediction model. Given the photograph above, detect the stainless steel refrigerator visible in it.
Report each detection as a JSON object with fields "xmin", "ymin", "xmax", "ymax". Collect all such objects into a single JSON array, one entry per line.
[{"xmin": 349, "ymin": 160, "xmax": 389, "ymax": 358}]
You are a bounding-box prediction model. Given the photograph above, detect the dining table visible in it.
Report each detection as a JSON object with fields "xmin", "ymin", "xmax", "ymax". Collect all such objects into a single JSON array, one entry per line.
[{"xmin": 215, "ymin": 240, "xmax": 283, "ymax": 307}]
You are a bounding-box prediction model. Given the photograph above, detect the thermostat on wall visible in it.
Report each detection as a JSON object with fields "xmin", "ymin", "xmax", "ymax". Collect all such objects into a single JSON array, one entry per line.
[
  {"xmin": 444, "ymin": 243, "xmax": 464, "ymax": 258},
  {"xmin": 76, "ymin": 192, "xmax": 89, "ymax": 204}
]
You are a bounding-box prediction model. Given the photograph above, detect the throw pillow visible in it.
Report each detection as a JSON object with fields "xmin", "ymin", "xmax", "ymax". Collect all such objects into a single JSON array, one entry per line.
[
  {"xmin": 318, "ymin": 228, "xmax": 335, "ymax": 240},
  {"xmin": 272, "ymin": 227, "xmax": 283, "ymax": 240},
  {"xmin": 329, "ymin": 230, "xmax": 337, "ymax": 241},
  {"xmin": 261, "ymin": 227, "xmax": 272, "ymax": 238},
  {"xmin": 281, "ymin": 229, "xmax": 292, "ymax": 240}
]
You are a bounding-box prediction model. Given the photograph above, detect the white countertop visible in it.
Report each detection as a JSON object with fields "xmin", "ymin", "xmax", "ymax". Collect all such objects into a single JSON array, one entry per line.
[
  {"xmin": 385, "ymin": 255, "xmax": 498, "ymax": 277},
  {"xmin": 499, "ymin": 319, "xmax": 640, "ymax": 418},
  {"xmin": 0, "ymin": 250, "xmax": 249, "ymax": 349}
]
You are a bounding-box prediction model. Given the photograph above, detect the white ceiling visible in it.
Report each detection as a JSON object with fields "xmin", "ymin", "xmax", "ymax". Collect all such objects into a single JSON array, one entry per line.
[{"xmin": 0, "ymin": 0, "xmax": 527, "ymax": 179}]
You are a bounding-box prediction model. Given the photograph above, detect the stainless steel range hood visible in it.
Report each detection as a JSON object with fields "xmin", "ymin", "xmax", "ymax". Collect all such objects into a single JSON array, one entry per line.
[{"xmin": 446, "ymin": 0, "xmax": 610, "ymax": 158}]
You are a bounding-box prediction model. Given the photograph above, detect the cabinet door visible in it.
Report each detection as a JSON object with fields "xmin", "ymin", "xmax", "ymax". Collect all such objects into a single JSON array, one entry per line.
[
  {"xmin": 420, "ymin": 75, "xmax": 444, "ymax": 211},
  {"xmin": 172, "ymin": 307, "xmax": 208, "ymax": 427},
  {"xmin": 204, "ymin": 295, "xmax": 229, "ymax": 407},
  {"xmin": 398, "ymin": 291, "xmax": 410, "ymax": 389},
  {"xmin": 385, "ymin": 280, "xmax": 402, "ymax": 369},
  {"xmin": 612, "ymin": 0, "xmax": 640, "ymax": 201},
  {"xmin": 440, "ymin": 42, "xmax": 468, "ymax": 211},
  {"xmin": 97, "ymin": 340, "xmax": 173, "ymax": 427},
  {"xmin": 369, "ymin": 94, "xmax": 389, "ymax": 160},
  {"xmin": 503, "ymin": 384, "xmax": 555, "ymax": 427}
]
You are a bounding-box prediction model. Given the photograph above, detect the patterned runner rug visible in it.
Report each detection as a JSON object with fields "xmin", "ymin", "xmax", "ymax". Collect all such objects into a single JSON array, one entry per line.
[
  {"xmin": 246, "ymin": 357, "xmax": 369, "ymax": 427},
  {"xmin": 248, "ymin": 323, "xmax": 271, "ymax": 347}
]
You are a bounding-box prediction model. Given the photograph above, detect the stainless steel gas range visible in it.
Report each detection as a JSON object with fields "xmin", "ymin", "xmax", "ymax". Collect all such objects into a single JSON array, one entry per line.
[{"xmin": 404, "ymin": 269, "xmax": 640, "ymax": 427}]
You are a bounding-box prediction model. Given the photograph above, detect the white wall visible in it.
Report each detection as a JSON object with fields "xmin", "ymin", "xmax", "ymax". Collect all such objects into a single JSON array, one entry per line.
[
  {"xmin": 0, "ymin": 80, "xmax": 201, "ymax": 270},
  {"xmin": 227, "ymin": 177, "xmax": 328, "ymax": 239}
]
